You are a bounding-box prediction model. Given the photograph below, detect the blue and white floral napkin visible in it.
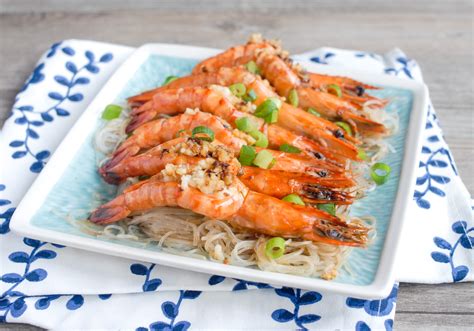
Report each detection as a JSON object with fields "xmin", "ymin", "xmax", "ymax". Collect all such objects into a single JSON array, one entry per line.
[{"xmin": 0, "ymin": 40, "xmax": 472, "ymax": 329}]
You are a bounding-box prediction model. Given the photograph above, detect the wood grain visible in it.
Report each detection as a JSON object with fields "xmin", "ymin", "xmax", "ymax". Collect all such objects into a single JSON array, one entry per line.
[{"xmin": 0, "ymin": 0, "xmax": 472, "ymax": 329}]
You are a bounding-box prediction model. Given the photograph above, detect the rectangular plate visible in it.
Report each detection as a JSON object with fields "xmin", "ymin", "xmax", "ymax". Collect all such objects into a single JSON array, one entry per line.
[{"xmin": 11, "ymin": 43, "xmax": 428, "ymax": 299}]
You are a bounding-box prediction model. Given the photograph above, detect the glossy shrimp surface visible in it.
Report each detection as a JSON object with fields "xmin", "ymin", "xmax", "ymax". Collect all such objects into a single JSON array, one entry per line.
[
  {"xmin": 192, "ymin": 38, "xmax": 387, "ymax": 135},
  {"xmin": 128, "ymin": 67, "xmax": 360, "ymax": 158},
  {"xmin": 90, "ymin": 176, "xmax": 367, "ymax": 246},
  {"xmin": 108, "ymin": 111, "xmax": 247, "ymax": 168},
  {"xmin": 240, "ymin": 167, "xmax": 354, "ymax": 205},
  {"xmin": 128, "ymin": 86, "xmax": 347, "ymax": 163},
  {"xmin": 90, "ymin": 178, "xmax": 247, "ymax": 224}
]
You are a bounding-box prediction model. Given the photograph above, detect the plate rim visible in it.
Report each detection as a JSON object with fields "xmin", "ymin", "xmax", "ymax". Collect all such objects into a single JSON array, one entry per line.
[{"xmin": 10, "ymin": 42, "xmax": 429, "ymax": 299}]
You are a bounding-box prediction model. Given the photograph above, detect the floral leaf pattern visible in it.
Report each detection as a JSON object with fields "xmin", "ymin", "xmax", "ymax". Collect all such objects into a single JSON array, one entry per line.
[
  {"xmin": 431, "ymin": 220, "xmax": 473, "ymax": 282},
  {"xmin": 384, "ymin": 56, "xmax": 415, "ymax": 79},
  {"xmin": 130, "ymin": 263, "xmax": 162, "ymax": 292},
  {"xmin": 271, "ymin": 287, "xmax": 322, "ymax": 330},
  {"xmin": 413, "ymin": 107, "xmax": 457, "ymax": 209},
  {"xmin": 9, "ymin": 44, "xmax": 113, "ymax": 173},
  {"xmin": 132, "ymin": 265, "xmax": 200, "ymax": 331},
  {"xmin": 0, "ymin": 42, "xmax": 116, "ymax": 323},
  {"xmin": 310, "ymin": 52, "xmax": 335, "ymax": 64},
  {"xmin": 346, "ymin": 285, "xmax": 398, "ymax": 331},
  {"xmin": 0, "ymin": 184, "xmax": 14, "ymax": 234}
]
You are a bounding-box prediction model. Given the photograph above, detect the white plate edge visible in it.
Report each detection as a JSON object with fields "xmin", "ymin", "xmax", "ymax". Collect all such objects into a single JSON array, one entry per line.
[{"xmin": 10, "ymin": 43, "xmax": 429, "ymax": 299}]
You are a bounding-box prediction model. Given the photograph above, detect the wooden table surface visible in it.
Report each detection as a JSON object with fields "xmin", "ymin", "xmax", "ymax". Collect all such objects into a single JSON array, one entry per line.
[{"xmin": 1, "ymin": 0, "xmax": 472, "ymax": 329}]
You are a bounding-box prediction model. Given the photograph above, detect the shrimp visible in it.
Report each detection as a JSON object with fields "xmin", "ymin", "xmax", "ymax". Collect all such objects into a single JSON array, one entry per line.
[
  {"xmin": 240, "ymin": 167, "xmax": 354, "ymax": 204},
  {"xmin": 192, "ymin": 41, "xmax": 275, "ymax": 75},
  {"xmin": 192, "ymin": 38, "xmax": 387, "ymax": 134},
  {"xmin": 128, "ymin": 86, "xmax": 347, "ymax": 163},
  {"xmin": 307, "ymin": 73, "xmax": 388, "ymax": 109},
  {"xmin": 102, "ymin": 136, "xmax": 240, "ymax": 184},
  {"xmin": 89, "ymin": 178, "xmax": 247, "ymax": 224},
  {"xmin": 104, "ymin": 136, "xmax": 347, "ymax": 185},
  {"xmin": 128, "ymin": 67, "xmax": 360, "ymax": 154},
  {"xmin": 102, "ymin": 150, "xmax": 353, "ymax": 203},
  {"xmin": 89, "ymin": 176, "xmax": 368, "ymax": 246},
  {"xmin": 297, "ymin": 88, "xmax": 386, "ymax": 134},
  {"xmin": 108, "ymin": 111, "xmax": 247, "ymax": 169}
]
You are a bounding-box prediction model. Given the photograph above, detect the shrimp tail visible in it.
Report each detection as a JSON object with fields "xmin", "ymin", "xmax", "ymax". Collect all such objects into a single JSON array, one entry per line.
[
  {"xmin": 89, "ymin": 195, "xmax": 130, "ymax": 224},
  {"xmin": 127, "ymin": 110, "xmax": 156, "ymax": 133},
  {"xmin": 102, "ymin": 144, "xmax": 141, "ymax": 172}
]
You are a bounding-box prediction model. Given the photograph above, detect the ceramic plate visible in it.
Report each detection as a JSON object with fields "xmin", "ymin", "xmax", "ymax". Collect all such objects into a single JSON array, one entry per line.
[{"xmin": 11, "ymin": 44, "xmax": 428, "ymax": 299}]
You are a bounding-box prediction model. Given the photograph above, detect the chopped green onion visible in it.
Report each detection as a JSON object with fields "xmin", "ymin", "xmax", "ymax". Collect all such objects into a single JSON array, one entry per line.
[
  {"xmin": 162, "ymin": 75, "xmax": 178, "ymax": 86},
  {"xmin": 335, "ymin": 121, "xmax": 353, "ymax": 136},
  {"xmin": 288, "ymin": 89, "xmax": 299, "ymax": 107},
  {"xmin": 327, "ymin": 84, "xmax": 342, "ymax": 98},
  {"xmin": 253, "ymin": 150, "xmax": 275, "ymax": 169},
  {"xmin": 268, "ymin": 158, "xmax": 277, "ymax": 169},
  {"xmin": 229, "ymin": 83, "xmax": 246, "ymax": 97},
  {"xmin": 279, "ymin": 143, "xmax": 301, "ymax": 154},
  {"xmin": 191, "ymin": 126, "xmax": 215, "ymax": 142},
  {"xmin": 102, "ymin": 104, "xmax": 123, "ymax": 120},
  {"xmin": 265, "ymin": 237, "xmax": 286, "ymax": 259},
  {"xmin": 245, "ymin": 61, "xmax": 260, "ymax": 75},
  {"xmin": 266, "ymin": 109, "xmax": 279, "ymax": 123},
  {"xmin": 370, "ymin": 162, "xmax": 391, "ymax": 185},
  {"xmin": 235, "ymin": 117, "xmax": 258, "ymax": 133},
  {"xmin": 238, "ymin": 145, "xmax": 257, "ymax": 166},
  {"xmin": 269, "ymin": 97, "xmax": 282, "ymax": 109},
  {"xmin": 282, "ymin": 194, "xmax": 305, "ymax": 206},
  {"xmin": 358, "ymin": 148, "xmax": 368, "ymax": 161},
  {"xmin": 307, "ymin": 108, "xmax": 321, "ymax": 117},
  {"xmin": 317, "ymin": 203, "xmax": 336, "ymax": 216},
  {"xmin": 254, "ymin": 102, "xmax": 274, "ymax": 118},
  {"xmin": 255, "ymin": 98, "xmax": 281, "ymax": 123},
  {"xmin": 249, "ymin": 130, "xmax": 268, "ymax": 148}
]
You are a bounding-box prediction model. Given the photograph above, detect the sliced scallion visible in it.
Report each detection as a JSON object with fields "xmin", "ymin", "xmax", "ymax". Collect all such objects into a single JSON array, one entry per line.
[
  {"xmin": 191, "ymin": 126, "xmax": 215, "ymax": 142},
  {"xmin": 279, "ymin": 143, "xmax": 301, "ymax": 154},
  {"xmin": 307, "ymin": 108, "xmax": 321, "ymax": 117},
  {"xmin": 235, "ymin": 117, "xmax": 258, "ymax": 133},
  {"xmin": 238, "ymin": 145, "xmax": 257, "ymax": 166},
  {"xmin": 335, "ymin": 121, "xmax": 353, "ymax": 136},
  {"xmin": 245, "ymin": 61, "xmax": 260, "ymax": 75},
  {"xmin": 253, "ymin": 150, "xmax": 275, "ymax": 169},
  {"xmin": 102, "ymin": 104, "xmax": 123, "ymax": 120},
  {"xmin": 265, "ymin": 237, "xmax": 286, "ymax": 259},
  {"xmin": 229, "ymin": 83, "xmax": 246, "ymax": 97},
  {"xmin": 327, "ymin": 84, "xmax": 342, "ymax": 97},
  {"xmin": 162, "ymin": 75, "xmax": 178, "ymax": 86},
  {"xmin": 358, "ymin": 148, "xmax": 368, "ymax": 161},
  {"xmin": 370, "ymin": 162, "xmax": 391, "ymax": 185},
  {"xmin": 255, "ymin": 98, "xmax": 281, "ymax": 123},
  {"xmin": 317, "ymin": 203, "xmax": 336, "ymax": 216},
  {"xmin": 282, "ymin": 194, "xmax": 305, "ymax": 206},
  {"xmin": 249, "ymin": 130, "xmax": 268, "ymax": 148},
  {"xmin": 288, "ymin": 89, "xmax": 299, "ymax": 107}
]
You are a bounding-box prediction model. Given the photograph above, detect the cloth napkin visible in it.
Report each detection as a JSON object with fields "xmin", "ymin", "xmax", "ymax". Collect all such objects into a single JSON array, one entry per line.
[{"xmin": 0, "ymin": 40, "xmax": 472, "ymax": 330}]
